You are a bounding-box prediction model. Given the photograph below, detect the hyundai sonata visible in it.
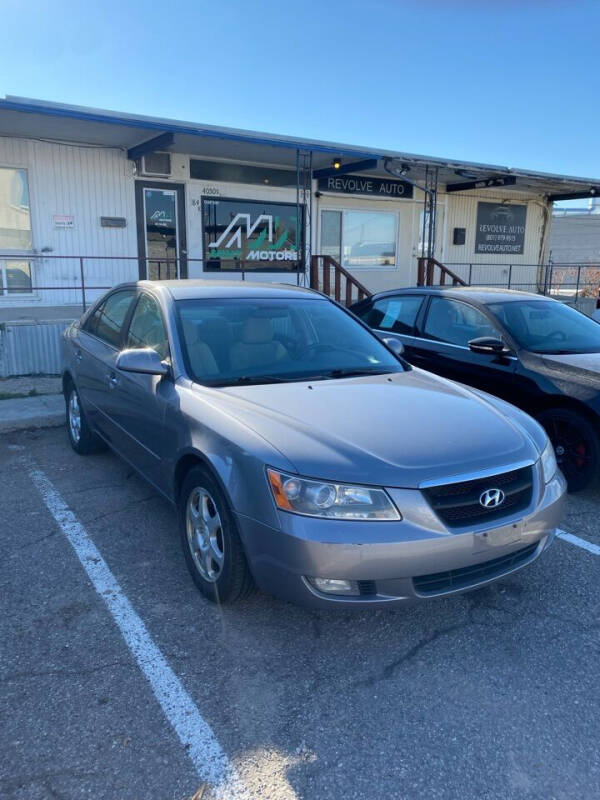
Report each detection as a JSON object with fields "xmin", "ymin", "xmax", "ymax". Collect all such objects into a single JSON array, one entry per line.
[{"xmin": 61, "ymin": 281, "xmax": 566, "ymax": 608}]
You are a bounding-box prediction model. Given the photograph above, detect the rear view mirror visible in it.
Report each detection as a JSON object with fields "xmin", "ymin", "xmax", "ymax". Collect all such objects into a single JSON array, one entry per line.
[
  {"xmin": 468, "ymin": 337, "xmax": 507, "ymax": 355},
  {"xmin": 117, "ymin": 348, "xmax": 169, "ymax": 376},
  {"xmin": 382, "ymin": 337, "xmax": 405, "ymax": 357}
]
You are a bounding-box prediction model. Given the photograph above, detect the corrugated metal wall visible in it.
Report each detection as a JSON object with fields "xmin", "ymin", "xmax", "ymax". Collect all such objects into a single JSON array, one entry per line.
[
  {"xmin": 0, "ymin": 321, "xmax": 72, "ymax": 376},
  {"xmin": 0, "ymin": 136, "xmax": 138, "ymax": 306},
  {"xmin": 550, "ymin": 214, "xmax": 600, "ymax": 264}
]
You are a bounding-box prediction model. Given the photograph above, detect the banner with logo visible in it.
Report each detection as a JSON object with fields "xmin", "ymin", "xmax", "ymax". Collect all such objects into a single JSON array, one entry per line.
[{"xmin": 202, "ymin": 197, "xmax": 303, "ymax": 270}]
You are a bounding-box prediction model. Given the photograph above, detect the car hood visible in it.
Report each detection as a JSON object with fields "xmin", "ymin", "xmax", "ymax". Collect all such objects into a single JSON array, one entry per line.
[
  {"xmin": 531, "ymin": 351, "xmax": 600, "ymax": 389},
  {"xmin": 208, "ymin": 369, "xmax": 540, "ymax": 488}
]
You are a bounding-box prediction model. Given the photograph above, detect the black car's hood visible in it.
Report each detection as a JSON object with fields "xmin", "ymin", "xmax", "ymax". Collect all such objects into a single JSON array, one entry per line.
[{"xmin": 529, "ymin": 351, "xmax": 600, "ymax": 390}]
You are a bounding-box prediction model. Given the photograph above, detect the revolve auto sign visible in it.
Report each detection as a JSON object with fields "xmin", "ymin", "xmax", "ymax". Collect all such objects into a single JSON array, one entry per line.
[
  {"xmin": 318, "ymin": 174, "xmax": 414, "ymax": 199},
  {"xmin": 475, "ymin": 202, "xmax": 527, "ymax": 254}
]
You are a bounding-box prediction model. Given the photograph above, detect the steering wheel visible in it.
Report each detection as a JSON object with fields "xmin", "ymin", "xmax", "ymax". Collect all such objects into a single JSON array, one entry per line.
[{"xmin": 547, "ymin": 330, "xmax": 567, "ymax": 342}]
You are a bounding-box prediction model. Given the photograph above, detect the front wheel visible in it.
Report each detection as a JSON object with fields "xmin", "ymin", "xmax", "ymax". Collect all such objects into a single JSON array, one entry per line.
[
  {"xmin": 178, "ymin": 465, "xmax": 254, "ymax": 603},
  {"xmin": 65, "ymin": 383, "xmax": 106, "ymax": 455},
  {"xmin": 537, "ymin": 408, "xmax": 599, "ymax": 492}
]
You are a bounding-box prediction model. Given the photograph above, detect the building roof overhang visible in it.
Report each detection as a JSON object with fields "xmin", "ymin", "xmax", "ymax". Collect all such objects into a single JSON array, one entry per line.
[{"xmin": 1, "ymin": 95, "xmax": 598, "ymax": 200}]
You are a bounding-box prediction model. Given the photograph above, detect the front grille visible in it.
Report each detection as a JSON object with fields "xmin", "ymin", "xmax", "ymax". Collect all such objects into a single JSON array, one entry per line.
[
  {"xmin": 357, "ymin": 580, "xmax": 377, "ymax": 596},
  {"xmin": 422, "ymin": 465, "xmax": 534, "ymax": 528},
  {"xmin": 413, "ymin": 542, "xmax": 539, "ymax": 596}
]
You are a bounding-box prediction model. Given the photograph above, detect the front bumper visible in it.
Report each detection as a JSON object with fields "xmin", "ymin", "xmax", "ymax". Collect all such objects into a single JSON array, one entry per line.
[{"xmin": 236, "ymin": 469, "xmax": 566, "ymax": 609}]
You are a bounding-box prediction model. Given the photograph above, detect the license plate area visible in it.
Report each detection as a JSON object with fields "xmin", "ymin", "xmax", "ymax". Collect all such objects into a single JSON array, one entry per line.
[{"xmin": 473, "ymin": 520, "xmax": 523, "ymax": 553}]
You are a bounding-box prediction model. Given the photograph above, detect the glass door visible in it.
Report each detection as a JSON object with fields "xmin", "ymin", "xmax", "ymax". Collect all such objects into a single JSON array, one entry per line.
[{"xmin": 135, "ymin": 182, "xmax": 187, "ymax": 280}]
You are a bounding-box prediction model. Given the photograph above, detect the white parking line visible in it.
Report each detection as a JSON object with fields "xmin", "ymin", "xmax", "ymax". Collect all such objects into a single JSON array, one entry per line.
[
  {"xmin": 557, "ymin": 528, "xmax": 600, "ymax": 556},
  {"xmin": 27, "ymin": 465, "xmax": 254, "ymax": 800}
]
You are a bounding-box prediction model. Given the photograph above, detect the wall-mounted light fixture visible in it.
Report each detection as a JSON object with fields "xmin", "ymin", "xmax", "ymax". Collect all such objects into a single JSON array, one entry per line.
[{"xmin": 332, "ymin": 157, "xmax": 342, "ymax": 170}]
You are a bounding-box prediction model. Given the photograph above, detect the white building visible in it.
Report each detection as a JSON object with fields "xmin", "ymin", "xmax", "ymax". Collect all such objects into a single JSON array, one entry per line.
[{"xmin": 0, "ymin": 96, "xmax": 599, "ymax": 335}]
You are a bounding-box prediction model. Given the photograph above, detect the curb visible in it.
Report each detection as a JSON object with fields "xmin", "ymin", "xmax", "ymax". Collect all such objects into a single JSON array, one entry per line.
[{"xmin": 0, "ymin": 394, "xmax": 65, "ymax": 434}]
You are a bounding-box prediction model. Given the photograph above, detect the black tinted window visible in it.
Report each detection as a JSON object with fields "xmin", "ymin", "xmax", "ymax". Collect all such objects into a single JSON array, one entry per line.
[
  {"xmin": 360, "ymin": 295, "xmax": 423, "ymax": 334},
  {"xmin": 488, "ymin": 299, "xmax": 600, "ymax": 354},
  {"xmin": 126, "ymin": 294, "xmax": 169, "ymax": 360},
  {"xmin": 86, "ymin": 290, "xmax": 135, "ymax": 347},
  {"xmin": 424, "ymin": 297, "xmax": 498, "ymax": 347}
]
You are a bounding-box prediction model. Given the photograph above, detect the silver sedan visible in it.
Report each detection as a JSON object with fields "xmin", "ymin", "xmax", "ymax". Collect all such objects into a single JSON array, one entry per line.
[{"xmin": 61, "ymin": 281, "xmax": 566, "ymax": 608}]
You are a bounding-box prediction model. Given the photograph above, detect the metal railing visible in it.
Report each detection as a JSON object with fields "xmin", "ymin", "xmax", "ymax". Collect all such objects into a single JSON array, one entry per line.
[
  {"xmin": 0, "ymin": 254, "xmax": 304, "ymax": 312},
  {"xmin": 417, "ymin": 257, "xmax": 467, "ymax": 287},
  {"xmin": 2, "ymin": 253, "xmax": 599, "ymax": 315},
  {"xmin": 420, "ymin": 261, "xmax": 600, "ymax": 313},
  {"xmin": 310, "ymin": 255, "xmax": 371, "ymax": 305}
]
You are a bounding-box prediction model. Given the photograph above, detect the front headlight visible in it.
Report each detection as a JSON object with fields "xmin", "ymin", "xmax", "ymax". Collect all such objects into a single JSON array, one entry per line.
[
  {"xmin": 267, "ymin": 469, "xmax": 401, "ymax": 520},
  {"xmin": 541, "ymin": 439, "xmax": 557, "ymax": 483}
]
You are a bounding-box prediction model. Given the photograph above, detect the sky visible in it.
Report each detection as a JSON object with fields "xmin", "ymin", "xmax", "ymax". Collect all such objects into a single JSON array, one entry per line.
[{"xmin": 1, "ymin": 0, "xmax": 599, "ymax": 180}]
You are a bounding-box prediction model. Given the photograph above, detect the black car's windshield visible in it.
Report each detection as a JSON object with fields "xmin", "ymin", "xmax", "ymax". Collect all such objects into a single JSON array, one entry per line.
[
  {"xmin": 488, "ymin": 299, "xmax": 600, "ymax": 354},
  {"xmin": 176, "ymin": 297, "xmax": 403, "ymax": 385}
]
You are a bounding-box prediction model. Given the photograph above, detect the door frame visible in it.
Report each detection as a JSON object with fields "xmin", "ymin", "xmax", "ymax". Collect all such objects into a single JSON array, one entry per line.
[{"xmin": 135, "ymin": 180, "xmax": 188, "ymax": 280}]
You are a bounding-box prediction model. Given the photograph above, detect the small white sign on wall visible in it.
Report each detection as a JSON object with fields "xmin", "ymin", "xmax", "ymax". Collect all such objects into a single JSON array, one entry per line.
[{"xmin": 53, "ymin": 214, "xmax": 75, "ymax": 229}]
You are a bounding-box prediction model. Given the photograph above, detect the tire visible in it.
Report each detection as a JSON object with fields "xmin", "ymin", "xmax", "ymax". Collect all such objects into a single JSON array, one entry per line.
[
  {"xmin": 537, "ymin": 408, "xmax": 600, "ymax": 492},
  {"xmin": 65, "ymin": 382, "xmax": 106, "ymax": 455},
  {"xmin": 178, "ymin": 465, "xmax": 254, "ymax": 604}
]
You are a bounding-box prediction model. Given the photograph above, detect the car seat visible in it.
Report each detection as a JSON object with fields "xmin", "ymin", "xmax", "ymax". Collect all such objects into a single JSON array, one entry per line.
[
  {"xmin": 182, "ymin": 320, "xmax": 219, "ymax": 378},
  {"xmin": 229, "ymin": 317, "xmax": 289, "ymax": 373},
  {"xmin": 197, "ymin": 317, "xmax": 232, "ymax": 371}
]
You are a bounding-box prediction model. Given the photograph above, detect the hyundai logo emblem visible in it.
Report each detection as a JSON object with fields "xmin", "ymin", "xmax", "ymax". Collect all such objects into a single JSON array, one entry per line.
[{"xmin": 479, "ymin": 488, "xmax": 505, "ymax": 508}]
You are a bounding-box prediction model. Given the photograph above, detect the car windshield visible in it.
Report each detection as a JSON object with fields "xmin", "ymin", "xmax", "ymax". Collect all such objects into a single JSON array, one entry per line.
[
  {"xmin": 176, "ymin": 297, "xmax": 403, "ymax": 385},
  {"xmin": 488, "ymin": 299, "xmax": 600, "ymax": 354}
]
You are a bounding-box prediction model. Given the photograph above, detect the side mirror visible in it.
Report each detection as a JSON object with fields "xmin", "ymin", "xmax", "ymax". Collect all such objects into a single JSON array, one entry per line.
[
  {"xmin": 468, "ymin": 337, "xmax": 508, "ymax": 355},
  {"xmin": 117, "ymin": 347, "xmax": 169, "ymax": 376},
  {"xmin": 382, "ymin": 337, "xmax": 405, "ymax": 357}
]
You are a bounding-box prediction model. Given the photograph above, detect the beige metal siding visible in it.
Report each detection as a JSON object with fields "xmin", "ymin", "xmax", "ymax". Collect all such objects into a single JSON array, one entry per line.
[{"xmin": 441, "ymin": 188, "xmax": 549, "ymax": 289}]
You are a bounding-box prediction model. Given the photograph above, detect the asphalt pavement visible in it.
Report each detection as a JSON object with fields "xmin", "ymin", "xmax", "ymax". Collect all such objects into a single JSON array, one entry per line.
[{"xmin": 1, "ymin": 426, "xmax": 599, "ymax": 800}]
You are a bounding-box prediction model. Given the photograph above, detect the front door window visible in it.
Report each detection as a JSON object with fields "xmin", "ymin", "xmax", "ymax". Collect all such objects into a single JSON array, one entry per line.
[{"xmin": 143, "ymin": 188, "xmax": 179, "ymax": 280}]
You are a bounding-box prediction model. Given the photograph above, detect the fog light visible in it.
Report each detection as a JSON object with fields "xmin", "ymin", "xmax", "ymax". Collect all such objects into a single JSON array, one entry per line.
[{"xmin": 308, "ymin": 577, "xmax": 359, "ymax": 595}]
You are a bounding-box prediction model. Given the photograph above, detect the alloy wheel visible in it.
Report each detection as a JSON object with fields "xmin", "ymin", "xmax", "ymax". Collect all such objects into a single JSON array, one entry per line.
[
  {"xmin": 186, "ymin": 487, "xmax": 225, "ymax": 582},
  {"xmin": 68, "ymin": 390, "xmax": 81, "ymax": 444},
  {"xmin": 548, "ymin": 417, "xmax": 591, "ymax": 484}
]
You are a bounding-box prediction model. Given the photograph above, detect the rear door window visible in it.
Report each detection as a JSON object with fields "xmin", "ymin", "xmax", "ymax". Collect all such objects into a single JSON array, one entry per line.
[
  {"xmin": 85, "ymin": 289, "xmax": 136, "ymax": 348},
  {"xmin": 360, "ymin": 295, "xmax": 424, "ymax": 334}
]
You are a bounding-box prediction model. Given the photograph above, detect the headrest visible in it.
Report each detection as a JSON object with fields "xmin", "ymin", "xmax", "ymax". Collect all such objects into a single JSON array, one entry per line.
[
  {"xmin": 182, "ymin": 319, "xmax": 199, "ymax": 344},
  {"xmin": 242, "ymin": 317, "xmax": 273, "ymax": 344}
]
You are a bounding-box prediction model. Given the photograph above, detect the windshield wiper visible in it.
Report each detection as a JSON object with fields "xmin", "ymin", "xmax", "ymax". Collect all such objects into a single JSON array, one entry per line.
[
  {"xmin": 324, "ymin": 367, "xmax": 398, "ymax": 379},
  {"xmin": 211, "ymin": 374, "xmax": 306, "ymax": 386}
]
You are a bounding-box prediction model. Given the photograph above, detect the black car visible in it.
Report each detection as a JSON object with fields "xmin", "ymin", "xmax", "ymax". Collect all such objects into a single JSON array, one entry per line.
[{"xmin": 352, "ymin": 287, "xmax": 600, "ymax": 491}]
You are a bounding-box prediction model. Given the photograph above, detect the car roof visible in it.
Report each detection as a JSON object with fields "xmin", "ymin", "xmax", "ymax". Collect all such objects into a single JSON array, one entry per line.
[
  {"xmin": 116, "ymin": 280, "xmax": 323, "ymax": 301},
  {"xmin": 365, "ymin": 286, "xmax": 555, "ymax": 305}
]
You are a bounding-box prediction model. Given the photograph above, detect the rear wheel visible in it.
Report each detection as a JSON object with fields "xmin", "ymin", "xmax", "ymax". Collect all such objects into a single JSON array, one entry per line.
[
  {"xmin": 178, "ymin": 465, "xmax": 254, "ymax": 604},
  {"xmin": 65, "ymin": 382, "xmax": 106, "ymax": 455},
  {"xmin": 537, "ymin": 408, "xmax": 599, "ymax": 492}
]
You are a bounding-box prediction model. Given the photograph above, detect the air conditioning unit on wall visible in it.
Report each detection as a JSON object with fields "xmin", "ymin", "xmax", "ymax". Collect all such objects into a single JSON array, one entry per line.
[{"xmin": 139, "ymin": 152, "xmax": 171, "ymax": 177}]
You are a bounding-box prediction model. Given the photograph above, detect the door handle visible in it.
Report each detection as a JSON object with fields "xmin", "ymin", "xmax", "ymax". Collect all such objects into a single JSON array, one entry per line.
[
  {"xmin": 107, "ymin": 372, "xmax": 119, "ymax": 388},
  {"xmin": 75, "ymin": 349, "xmax": 83, "ymax": 362}
]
